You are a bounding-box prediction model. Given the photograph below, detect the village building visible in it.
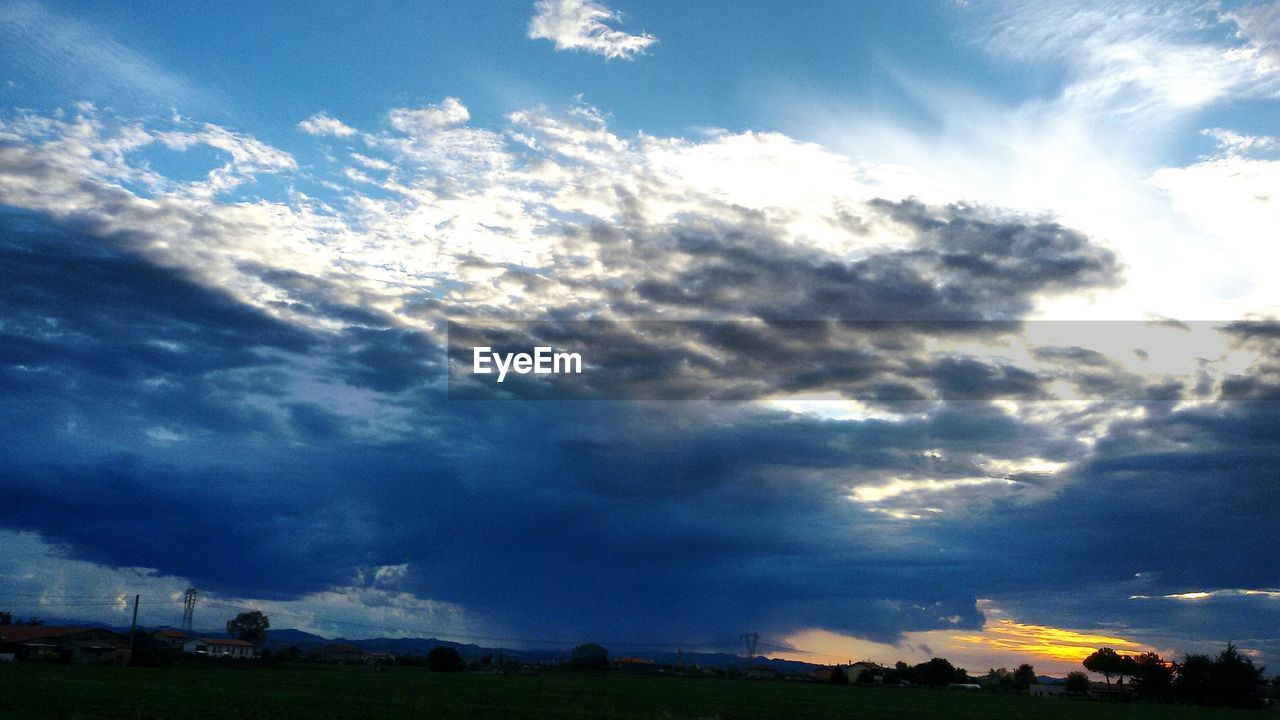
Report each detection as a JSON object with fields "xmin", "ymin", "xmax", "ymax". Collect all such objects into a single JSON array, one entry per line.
[
  {"xmin": 150, "ymin": 628, "xmax": 187, "ymax": 650},
  {"xmin": 318, "ymin": 643, "xmax": 366, "ymax": 663},
  {"xmin": 846, "ymin": 661, "xmax": 886, "ymax": 683},
  {"xmin": 182, "ymin": 637, "xmax": 257, "ymax": 658},
  {"xmin": 0, "ymin": 626, "xmax": 131, "ymax": 664}
]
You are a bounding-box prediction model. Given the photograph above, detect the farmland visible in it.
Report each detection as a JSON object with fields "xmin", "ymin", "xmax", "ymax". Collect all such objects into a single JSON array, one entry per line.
[{"xmin": 1, "ymin": 664, "xmax": 1265, "ymax": 720}]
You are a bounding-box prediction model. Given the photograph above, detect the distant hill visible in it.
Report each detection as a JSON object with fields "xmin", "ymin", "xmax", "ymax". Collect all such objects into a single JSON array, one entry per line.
[
  {"xmin": 35, "ymin": 618, "xmax": 823, "ymax": 672},
  {"xmin": 262, "ymin": 632, "xmax": 822, "ymax": 672}
]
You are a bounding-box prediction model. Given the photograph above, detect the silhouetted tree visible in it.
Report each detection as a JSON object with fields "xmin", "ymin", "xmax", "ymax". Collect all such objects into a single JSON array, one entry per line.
[
  {"xmin": 1083, "ymin": 647, "xmax": 1127, "ymax": 689},
  {"xmin": 1131, "ymin": 652, "xmax": 1173, "ymax": 696},
  {"xmin": 1065, "ymin": 671, "xmax": 1091, "ymax": 693},
  {"xmin": 569, "ymin": 643, "xmax": 609, "ymax": 669},
  {"xmin": 1013, "ymin": 663, "xmax": 1036, "ymax": 691},
  {"xmin": 1173, "ymin": 644, "xmax": 1264, "ymax": 707},
  {"xmin": 1174, "ymin": 654, "xmax": 1214, "ymax": 700},
  {"xmin": 919, "ymin": 657, "xmax": 960, "ymax": 686},
  {"xmin": 427, "ymin": 645, "xmax": 465, "ymax": 672},
  {"xmin": 225, "ymin": 610, "xmax": 269, "ymax": 647},
  {"xmin": 983, "ymin": 667, "xmax": 1013, "ymax": 690},
  {"xmin": 1212, "ymin": 643, "xmax": 1264, "ymax": 705},
  {"xmin": 830, "ymin": 665, "xmax": 849, "ymax": 684}
]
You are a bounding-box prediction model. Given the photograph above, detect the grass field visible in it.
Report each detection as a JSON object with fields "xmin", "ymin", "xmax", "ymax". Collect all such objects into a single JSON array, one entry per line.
[{"xmin": 0, "ymin": 664, "xmax": 1265, "ymax": 720}]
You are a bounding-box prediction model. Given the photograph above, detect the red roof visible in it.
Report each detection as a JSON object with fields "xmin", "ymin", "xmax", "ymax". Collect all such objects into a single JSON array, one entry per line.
[{"xmin": 153, "ymin": 629, "xmax": 186, "ymax": 638}]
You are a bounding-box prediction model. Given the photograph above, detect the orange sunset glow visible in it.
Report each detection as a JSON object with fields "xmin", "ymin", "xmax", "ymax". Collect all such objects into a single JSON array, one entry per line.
[
  {"xmin": 949, "ymin": 620, "xmax": 1147, "ymax": 663},
  {"xmin": 780, "ymin": 607, "xmax": 1152, "ymax": 673}
]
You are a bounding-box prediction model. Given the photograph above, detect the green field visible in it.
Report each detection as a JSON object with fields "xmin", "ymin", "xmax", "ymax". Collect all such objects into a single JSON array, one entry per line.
[{"xmin": 0, "ymin": 664, "xmax": 1263, "ymax": 720}]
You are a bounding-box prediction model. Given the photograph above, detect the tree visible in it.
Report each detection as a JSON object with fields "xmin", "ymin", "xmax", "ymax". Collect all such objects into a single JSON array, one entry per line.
[
  {"xmin": 830, "ymin": 665, "xmax": 849, "ymax": 685},
  {"xmin": 1013, "ymin": 664, "xmax": 1036, "ymax": 691},
  {"xmin": 1173, "ymin": 644, "xmax": 1264, "ymax": 707},
  {"xmin": 1083, "ymin": 647, "xmax": 1127, "ymax": 689},
  {"xmin": 1131, "ymin": 652, "xmax": 1173, "ymax": 696},
  {"xmin": 1212, "ymin": 643, "xmax": 1264, "ymax": 705},
  {"xmin": 427, "ymin": 645, "xmax": 465, "ymax": 672},
  {"xmin": 919, "ymin": 657, "xmax": 959, "ymax": 686},
  {"xmin": 983, "ymin": 667, "xmax": 1013, "ymax": 690},
  {"xmin": 569, "ymin": 643, "xmax": 610, "ymax": 669},
  {"xmin": 1173, "ymin": 654, "xmax": 1213, "ymax": 700},
  {"xmin": 1065, "ymin": 671, "xmax": 1091, "ymax": 693},
  {"xmin": 225, "ymin": 610, "xmax": 269, "ymax": 647}
]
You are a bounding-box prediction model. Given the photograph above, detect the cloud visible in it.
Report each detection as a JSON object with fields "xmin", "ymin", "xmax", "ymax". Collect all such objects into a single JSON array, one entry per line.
[
  {"xmin": 0, "ymin": 95, "xmax": 1277, "ymax": 668},
  {"xmin": 298, "ymin": 113, "xmax": 359, "ymax": 138},
  {"xmin": 528, "ymin": 0, "xmax": 656, "ymax": 60},
  {"xmin": 388, "ymin": 97, "xmax": 471, "ymax": 134},
  {"xmin": 974, "ymin": 1, "xmax": 1280, "ymax": 116},
  {"xmin": 0, "ymin": 1, "xmax": 206, "ymax": 109}
]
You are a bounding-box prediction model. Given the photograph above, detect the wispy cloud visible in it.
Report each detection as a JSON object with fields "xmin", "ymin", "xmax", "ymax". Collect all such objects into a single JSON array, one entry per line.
[
  {"xmin": 0, "ymin": 1, "xmax": 205, "ymax": 108},
  {"xmin": 528, "ymin": 0, "xmax": 656, "ymax": 60}
]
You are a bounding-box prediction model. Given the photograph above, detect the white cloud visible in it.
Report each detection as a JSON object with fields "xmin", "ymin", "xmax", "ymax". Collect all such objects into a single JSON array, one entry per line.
[
  {"xmin": 1222, "ymin": 2, "xmax": 1280, "ymax": 80},
  {"xmin": 528, "ymin": 0, "xmax": 656, "ymax": 60},
  {"xmin": 0, "ymin": 0, "xmax": 205, "ymax": 108},
  {"xmin": 976, "ymin": 1, "xmax": 1280, "ymax": 117},
  {"xmin": 298, "ymin": 112, "xmax": 358, "ymax": 138},
  {"xmin": 0, "ymin": 530, "xmax": 481, "ymax": 640},
  {"xmin": 388, "ymin": 97, "xmax": 470, "ymax": 134},
  {"xmin": 1202, "ymin": 127, "xmax": 1279, "ymax": 157}
]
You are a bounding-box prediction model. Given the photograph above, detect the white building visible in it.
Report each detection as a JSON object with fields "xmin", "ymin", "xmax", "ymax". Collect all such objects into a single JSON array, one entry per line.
[{"xmin": 182, "ymin": 637, "xmax": 256, "ymax": 658}]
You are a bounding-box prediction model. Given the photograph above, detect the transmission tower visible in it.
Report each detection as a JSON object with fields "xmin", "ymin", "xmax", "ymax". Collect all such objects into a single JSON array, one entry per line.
[
  {"xmin": 740, "ymin": 632, "xmax": 759, "ymax": 660},
  {"xmin": 180, "ymin": 587, "xmax": 198, "ymax": 633}
]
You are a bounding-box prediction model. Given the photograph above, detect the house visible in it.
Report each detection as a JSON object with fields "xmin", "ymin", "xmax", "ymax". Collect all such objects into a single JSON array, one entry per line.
[
  {"xmin": 0, "ymin": 626, "xmax": 131, "ymax": 664},
  {"xmin": 846, "ymin": 661, "xmax": 886, "ymax": 683},
  {"xmin": 1030, "ymin": 683, "xmax": 1068, "ymax": 697},
  {"xmin": 182, "ymin": 637, "xmax": 257, "ymax": 658},
  {"xmin": 745, "ymin": 665, "xmax": 777, "ymax": 679},
  {"xmin": 150, "ymin": 628, "xmax": 187, "ymax": 650},
  {"xmin": 365, "ymin": 652, "xmax": 395, "ymax": 665},
  {"xmin": 319, "ymin": 643, "xmax": 366, "ymax": 664}
]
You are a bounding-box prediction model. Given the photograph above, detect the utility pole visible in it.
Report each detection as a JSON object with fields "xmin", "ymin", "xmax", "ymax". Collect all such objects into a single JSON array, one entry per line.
[{"xmin": 128, "ymin": 594, "xmax": 139, "ymax": 665}]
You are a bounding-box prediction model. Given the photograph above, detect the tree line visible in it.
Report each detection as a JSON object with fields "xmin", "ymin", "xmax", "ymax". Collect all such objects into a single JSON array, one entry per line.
[{"xmin": 1082, "ymin": 644, "xmax": 1268, "ymax": 707}]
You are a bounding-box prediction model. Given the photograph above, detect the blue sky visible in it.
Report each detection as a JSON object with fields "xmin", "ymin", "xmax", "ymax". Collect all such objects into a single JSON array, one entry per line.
[{"xmin": 1, "ymin": 0, "xmax": 1279, "ymax": 674}]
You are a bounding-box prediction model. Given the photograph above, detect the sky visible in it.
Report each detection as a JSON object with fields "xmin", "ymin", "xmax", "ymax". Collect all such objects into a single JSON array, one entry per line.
[{"xmin": 0, "ymin": 0, "xmax": 1278, "ymax": 676}]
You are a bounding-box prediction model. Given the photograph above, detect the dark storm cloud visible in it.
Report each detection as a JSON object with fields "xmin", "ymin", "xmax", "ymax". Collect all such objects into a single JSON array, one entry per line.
[
  {"xmin": 0, "ymin": 209, "xmax": 317, "ymax": 444},
  {"xmin": 0, "ymin": 209, "xmax": 1068, "ymax": 640},
  {"xmin": 633, "ymin": 199, "xmax": 1120, "ymax": 322},
  {"xmin": 449, "ymin": 198, "xmax": 1124, "ymax": 401},
  {"xmin": 3, "ymin": 201, "xmax": 1278, "ymax": 666}
]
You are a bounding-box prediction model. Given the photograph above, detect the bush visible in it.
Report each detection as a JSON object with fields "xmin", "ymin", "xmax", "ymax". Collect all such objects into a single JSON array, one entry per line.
[
  {"xmin": 1065, "ymin": 671, "xmax": 1090, "ymax": 693},
  {"xmin": 427, "ymin": 645, "xmax": 465, "ymax": 672},
  {"xmin": 569, "ymin": 643, "xmax": 609, "ymax": 669}
]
